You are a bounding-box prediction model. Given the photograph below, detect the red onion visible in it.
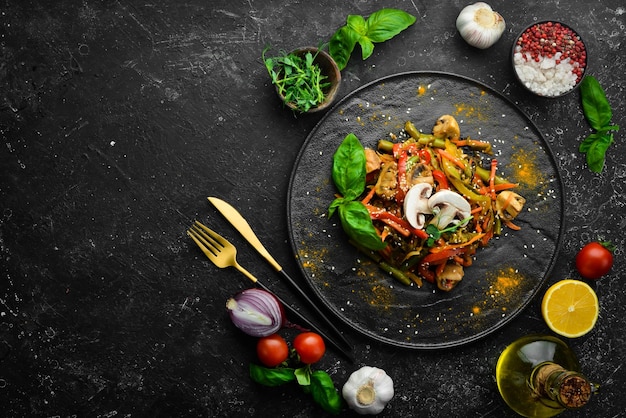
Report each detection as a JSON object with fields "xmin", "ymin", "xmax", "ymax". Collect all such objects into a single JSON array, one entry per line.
[{"xmin": 226, "ymin": 288, "xmax": 285, "ymax": 337}]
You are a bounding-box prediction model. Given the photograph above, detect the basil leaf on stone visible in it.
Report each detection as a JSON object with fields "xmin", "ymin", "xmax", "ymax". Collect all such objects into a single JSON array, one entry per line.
[
  {"xmin": 294, "ymin": 366, "xmax": 311, "ymax": 386},
  {"xmin": 329, "ymin": 8, "xmax": 415, "ymax": 70},
  {"xmin": 358, "ymin": 37, "xmax": 375, "ymax": 60},
  {"xmin": 249, "ymin": 364, "xmax": 295, "ymax": 387},
  {"xmin": 309, "ymin": 370, "xmax": 343, "ymax": 415},
  {"xmin": 328, "ymin": 26, "xmax": 361, "ymax": 71},
  {"xmin": 580, "ymin": 76, "xmax": 612, "ymax": 130},
  {"xmin": 582, "ymin": 133, "xmax": 614, "ymax": 173},
  {"xmin": 339, "ymin": 201, "xmax": 387, "ymax": 251},
  {"xmin": 578, "ymin": 76, "xmax": 619, "ymax": 173},
  {"xmin": 331, "ymin": 133, "xmax": 366, "ymax": 200},
  {"xmin": 365, "ymin": 8, "xmax": 417, "ymax": 43},
  {"xmin": 346, "ymin": 14, "xmax": 367, "ymax": 35}
]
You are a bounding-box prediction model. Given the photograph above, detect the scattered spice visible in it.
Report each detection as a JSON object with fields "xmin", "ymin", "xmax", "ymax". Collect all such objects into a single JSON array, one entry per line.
[
  {"xmin": 356, "ymin": 260, "xmax": 396, "ymax": 309},
  {"xmin": 487, "ymin": 266, "xmax": 524, "ymax": 302},
  {"xmin": 507, "ymin": 146, "xmax": 545, "ymax": 190},
  {"xmin": 299, "ymin": 245, "xmax": 330, "ymax": 286},
  {"xmin": 454, "ymin": 102, "xmax": 488, "ymax": 121}
]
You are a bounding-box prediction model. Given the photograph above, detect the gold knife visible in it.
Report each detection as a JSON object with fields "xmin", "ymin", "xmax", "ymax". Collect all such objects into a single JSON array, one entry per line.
[{"xmin": 208, "ymin": 196, "xmax": 352, "ymax": 351}]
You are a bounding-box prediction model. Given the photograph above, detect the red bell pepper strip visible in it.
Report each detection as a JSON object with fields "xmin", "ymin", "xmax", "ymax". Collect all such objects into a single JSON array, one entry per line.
[
  {"xmin": 366, "ymin": 205, "xmax": 429, "ymax": 240},
  {"xmin": 432, "ymin": 169, "xmax": 449, "ymax": 190},
  {"xmin": 418, "ymin": 149, "xmax": 431, "ymax": 164}
]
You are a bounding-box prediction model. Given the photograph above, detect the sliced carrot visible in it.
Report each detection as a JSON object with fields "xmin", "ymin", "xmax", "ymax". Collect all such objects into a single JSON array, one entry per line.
[
  {"xmin": 436, "ymin": 148, "xmax": 466, "ymax": 170},
  {"xmin": 430, "ymin": 233, "xmax": 485, "ymax": 253},
  {"xmin": 489, "ymin": 159, "xmax": 498, "ymax": 200},
  {"xmin": 361, "ymin": 186, "xmax": 377, "ymax": 205},
  {"xmin": 504, "ymin": 219, "xmax": 522, "ymax": 231}
]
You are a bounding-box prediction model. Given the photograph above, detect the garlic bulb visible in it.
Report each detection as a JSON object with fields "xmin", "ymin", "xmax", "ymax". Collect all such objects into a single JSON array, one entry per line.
[
  {"xmin": 456, "ymin": 2, "xmax": 506, "ymax": 49},
  {"xmin": 342, "ymin": 366, "xmax": 394, "ymax": 415}
]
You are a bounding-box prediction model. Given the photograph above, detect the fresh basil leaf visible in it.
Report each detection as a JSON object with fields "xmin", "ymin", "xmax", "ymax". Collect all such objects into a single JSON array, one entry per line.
[
  {"xmin": 329, "ymin": 26, "xmax": 361, "ymax": 71},
  {"xmin": 578, "ymin": 132, "xmax": 601, "ymax": 153},
  {"xmin": 331, "ymin": 133, "xmax": 366, "ymax": 200},
  {"xmin": 598, "ymin": 124, "xmax": 620, "ymax": 136},
  {"xmin": 365, "ymin": 8, "xmax": 417, "ymax": 43},
  {"xmin": 309, "ymin": 370, "xmax": 343, "ymax": 415},
  {"xmin": 358, "ymin": 37, "xmax": 375, "ymax": 60},
  {"xmin": 328, "ymin": 197, "xmax": 344, "ymax": 218},
  {"xmin": 346, "ymin": 14, "xmax": 367, "ymax": 36},
  {"xmin": 339, "ymin": 201, "xmax": 387, "ymax": 250},
  {"xmin": 294, "ymin": 366, "xmax": 311, "ymax": 386},
  {"xmin": 585, "ymin": 133, "xmax": 614, "ymax": 173},
  {"xmin": 580, "ymin": 76, "xmax": 612, "ymax": 131},
  {"xmin": 249, "ymin": 364, "xmax": 296, "ymax": 387}
]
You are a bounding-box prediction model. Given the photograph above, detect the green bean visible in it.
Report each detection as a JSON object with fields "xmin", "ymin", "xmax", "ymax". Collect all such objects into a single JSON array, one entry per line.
[
  {"xmin": 350, "ymin": 240, "xmax": 412, "ymax": 286},
  {"xmin": 377, "ymin": 139, "xmax": 394, "ymax": 154},
  {"xmin": 379, "ymin": 261, "xmax": 412, "ymax": 286},
  {"xmin": 475, "ymin": 165, "xmax": 510, "ymax": 185}
]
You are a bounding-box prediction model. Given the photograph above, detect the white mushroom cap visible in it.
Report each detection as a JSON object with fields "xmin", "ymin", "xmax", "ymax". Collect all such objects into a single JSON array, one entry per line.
[
  {"xmin": 428, "ymin": 190, "xmax": 471, "ymax": 230},
  {"xmin": 403, "ymin": 183, "xmax": 433, "ymax": 229}
]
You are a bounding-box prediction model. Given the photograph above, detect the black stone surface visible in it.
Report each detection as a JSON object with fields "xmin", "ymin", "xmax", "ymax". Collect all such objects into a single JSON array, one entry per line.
[{"xmin": 1, "ymin": 1, "xmax": 624, "ymax": 417}]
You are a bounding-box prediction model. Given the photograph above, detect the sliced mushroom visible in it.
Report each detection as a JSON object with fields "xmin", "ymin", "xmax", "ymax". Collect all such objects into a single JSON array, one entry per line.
[
  {"xmin": 432, "ymin": 115, "xmax": 461, "ymax": 140},
  {"xmin": 436, "ymin": 262, "xmax": 464, "ymax": 292},
  {"xmin": 428, "ymin": 189, "xmax": 471, "ymax": 230},
  {"xmin": 407, "ymin": 162, "xmax": 434, "ymax": 187},
  {"xmin": 403, "ymin": 183, "xmax": 433, "ymax": 229},
  {"xmin": 496, "ymin": 191, "xmax": 526, "ymax": 221},
  {"xmin": 374, "ymin": 161, "xmax": 398, "ymax": 200}
]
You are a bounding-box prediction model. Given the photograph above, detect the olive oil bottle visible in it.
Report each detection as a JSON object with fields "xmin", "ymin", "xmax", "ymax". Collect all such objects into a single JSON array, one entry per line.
[{"xmin": 496, "ymin": 335, "xmax": 595, "ymax": 417}]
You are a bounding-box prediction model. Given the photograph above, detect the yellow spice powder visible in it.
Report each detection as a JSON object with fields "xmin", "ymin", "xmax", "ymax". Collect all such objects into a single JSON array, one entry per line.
[
  {"xmin": 454, "ymin": 102, "xmax": 488, "ymax": 121},
  {"xmin": 488, "ymin": 266, "xmax": 524, "ymax": 300},
  {"xmin": 508, "ymin": 146, "xmax": 545, "ymax": 189}
]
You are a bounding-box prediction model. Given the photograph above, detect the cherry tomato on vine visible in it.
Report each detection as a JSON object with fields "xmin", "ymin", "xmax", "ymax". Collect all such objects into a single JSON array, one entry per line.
[
  {"xmin": 575, "ymin": 241, "xmax": 614, "ymax": 280},
  {"xmin": 293, "ymin": 332, "xmax": 326, "ymax": 364},
  {"xmin": 256, "ymin": 334, "xmax": 289, "ymax": 367}
]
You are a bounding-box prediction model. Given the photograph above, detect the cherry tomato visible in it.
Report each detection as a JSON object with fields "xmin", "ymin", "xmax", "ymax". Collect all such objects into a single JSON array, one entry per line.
[
  {"xmin": 575, "ymin": 241, "xmax": 614, "ymax": 280},
  {"xmin": 256, "ymin": 334, "xmax": 289, "ymax": 367},
  {"xmin": 293, "ymin": 332, "xmax": 326, "ymax": 364}
]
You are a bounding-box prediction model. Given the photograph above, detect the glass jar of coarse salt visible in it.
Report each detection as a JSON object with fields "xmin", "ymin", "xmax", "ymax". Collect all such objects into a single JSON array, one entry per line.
[{"xmin": 512, "ymin": 21, "xmax": 587, "ymax": 98}]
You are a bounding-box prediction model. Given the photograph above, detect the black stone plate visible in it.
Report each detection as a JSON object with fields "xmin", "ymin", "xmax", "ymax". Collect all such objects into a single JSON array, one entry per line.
[{"xmin": 287, "ymin": 72, "xmax": 564, "ymax": 349}]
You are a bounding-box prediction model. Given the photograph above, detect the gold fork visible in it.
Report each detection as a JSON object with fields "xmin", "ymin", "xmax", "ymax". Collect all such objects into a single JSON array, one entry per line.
[{"xmin": 187, "ymin": 221, "xmax": 354, "ymax": 362}]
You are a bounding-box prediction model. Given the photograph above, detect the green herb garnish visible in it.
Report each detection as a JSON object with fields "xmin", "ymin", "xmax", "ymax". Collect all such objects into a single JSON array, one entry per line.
[
  {"xmin": 262, "ymin": 47, "xmax": 330, "ymax": 112},
  {"xmin": 329, "ymin": 8, "xmax": 416, "ymax": 70},
  {"xmin": 424, "ymin": 217, "xmax": 472, "ymax": 248},
  {"xmin": 328, "ymin": 133, "xmax": 387, "ymax": 251},
  {"xmin": 250, "ymin": 364, "xmax": 342, "ymax": 415},
  {"xmin": 579, "ymin": 75, "xmax": 620, "ymax": 173}
]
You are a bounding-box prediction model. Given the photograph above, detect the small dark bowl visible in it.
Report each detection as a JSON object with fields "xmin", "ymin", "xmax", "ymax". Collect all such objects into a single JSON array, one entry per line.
[
  {"xmin": 276, "ymin": 47, "xmax": 341, "ymax": 113},
  {"xmin": 511, "ymin": 21, "xmax": 587, "ymax": 98}
]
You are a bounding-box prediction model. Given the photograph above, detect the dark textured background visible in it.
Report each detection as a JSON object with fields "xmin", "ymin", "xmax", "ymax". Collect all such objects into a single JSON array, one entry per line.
[{"xmin": 1, "ymin": 1, "xmax": 624, "ymax": 417}]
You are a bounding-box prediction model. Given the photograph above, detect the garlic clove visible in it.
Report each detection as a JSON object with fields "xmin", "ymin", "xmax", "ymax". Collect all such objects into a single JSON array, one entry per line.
[{"xmin": 456, "ymin": 2, "xmax": 506, "ymax": 49}]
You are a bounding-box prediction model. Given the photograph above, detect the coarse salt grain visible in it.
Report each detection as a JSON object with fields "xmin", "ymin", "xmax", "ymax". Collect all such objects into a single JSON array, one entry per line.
[{"xmin": 513, "ymin": 49, "xmax": 579, "ymax": 96}]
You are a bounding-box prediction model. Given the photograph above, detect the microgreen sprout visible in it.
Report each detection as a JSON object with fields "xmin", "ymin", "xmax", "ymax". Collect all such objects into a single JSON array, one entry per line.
[{"xmin": 425, "ymin": 216, "xmax": 473, "ymax": 247}]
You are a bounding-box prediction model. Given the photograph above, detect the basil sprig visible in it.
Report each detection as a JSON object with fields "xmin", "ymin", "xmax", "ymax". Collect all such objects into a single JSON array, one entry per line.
[
  {"xmin": 579, "ymin": 76, "xmax": 620, "ymax": 173},
  {"xmin": 329, "ymin": 8, "xmax": 416, "ymax": 70},
  {"xmin": 329, "ymin": 134, "xmax": 387, "ymax": 251},
  {"xmin": 250, "ymin": 364, "xmax": 342, "ymax": 415}
]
